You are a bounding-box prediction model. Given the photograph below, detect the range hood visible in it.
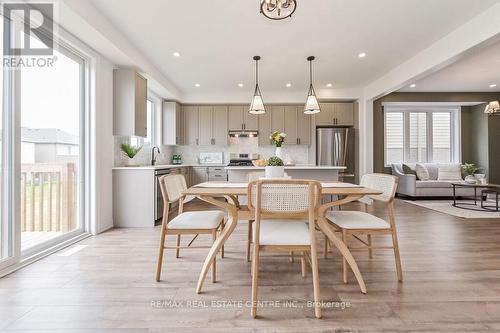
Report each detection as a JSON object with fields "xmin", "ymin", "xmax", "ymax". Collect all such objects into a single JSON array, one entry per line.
[{"xmin": 228, "ymin": 130, "xmax": 259, "ymax": 138}]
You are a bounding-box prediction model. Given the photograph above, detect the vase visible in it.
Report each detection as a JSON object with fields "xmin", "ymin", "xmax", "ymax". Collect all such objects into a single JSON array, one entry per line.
[
  {"xmin": 265, "ymin": 166, "xmax": 285, "ymax": 178},
  {"xmin": 275, "ymin": 147, "xmax": 283, "ymax": 159},
  {"xmin": 125, "ymin": 158, "xmax": 137, "ymax": 167},
  {"xmin": 464, "ymin": 175, "xmax": 476, "ymax": 184}
]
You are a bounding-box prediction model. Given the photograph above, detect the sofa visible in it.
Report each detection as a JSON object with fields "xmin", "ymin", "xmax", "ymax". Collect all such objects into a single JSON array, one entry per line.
[{"xmin": 391, "ymin": 163, "xmax": 476, "ymax": 198}]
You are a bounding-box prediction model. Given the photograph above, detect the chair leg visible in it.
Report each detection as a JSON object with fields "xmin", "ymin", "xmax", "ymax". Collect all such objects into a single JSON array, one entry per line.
[
  {"xmin": 175, "ymin": 235, "xmax": 181, "ymax": 258},
  {"xmin": 301, "ymin": 252, "xmax": 307, "ymax": 277},
  {"xmin": 367, "ymin": 234, "xmax": 373, "ymax": 259},
  {"xmin": 220, "ymin": 219, "xmax": 225, "ymax": 258},
  {"xmin": 155, "ymin": 220, "xmax": 168, "ymax": 282},
  {"xmin": 247, "ymin": 220, "xmax": 253, "ymax": 262},
  {"xmin": 251, "ymin": 244, "xmax": 260, "ymax": 318},
  {"xmin": 323, "ymin": 234, "xmax": 329, "ymax": 259},
  {"xmin": 342, "ymin": 230, "xmax": 348, "ymax": 284},
  {"xmin": 391, "ymin": 230, "xmax": 403, "ymax": 282},
  {"xmin": 310, "ymin": 245, "xmax": 322, "ymax": 318},
  {"xmin": 211, "ymin": 230, "xmax": 217, "ymax": 283}
]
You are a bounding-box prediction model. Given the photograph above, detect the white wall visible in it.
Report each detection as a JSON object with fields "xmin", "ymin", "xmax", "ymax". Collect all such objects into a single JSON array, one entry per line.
[{"xmin": 91, "ymin": 56, "xmax": 114, "ymax": 234}]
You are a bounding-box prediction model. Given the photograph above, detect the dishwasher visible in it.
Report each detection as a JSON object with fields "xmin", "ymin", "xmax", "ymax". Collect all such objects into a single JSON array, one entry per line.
[{"xmin": 155, "ymin": 169, "xmax": 171, "ymax": 221}]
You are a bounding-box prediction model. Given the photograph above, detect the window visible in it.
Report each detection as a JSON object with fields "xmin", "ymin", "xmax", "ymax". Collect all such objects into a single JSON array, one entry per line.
[{"xmin": 384, "ymin": 107, "xmax": 459, "ymax": 165}]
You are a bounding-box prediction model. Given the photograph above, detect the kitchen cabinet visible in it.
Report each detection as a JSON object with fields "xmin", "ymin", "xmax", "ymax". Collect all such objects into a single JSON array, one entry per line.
[
  {"xmin": 297, "ymin": 107, "xmax": 312, "ymax": 145},
  {"xmin": 183, "ymin": 105, "xmax": 199, "ymax": 145},
  {"xmin": 162, "ymin": 101, "xmax": 183, "ymax": 145},
  {"xmin": 271, "ymin": 105, "xmax": 285, "ymax": 133},
  {"xmin": 258, "ymin": 105, "xmax": 311, "ymax": 146},
  {"xmin": 258, "ymin": 108, "xmax": 272, "ymax": 146},
  {"xmin": 198, "ymin": 106, "xmax": 228, "ymax": 146},
  {"xmin": 191, "ymin": 167, "xmax": 208, "ymax": 185},
  {"xmin": 316, "ymin": 102, "xmax": 354, "ymax": 126},
  {"xmin": 284, "ymin": 106, "xmax": 298, "ymax": 145},
  {"xmin": 113, "ymin": 69, "xmax": 148, "ymax": 137},
  {"xmin": 228, "ymin": 105, "xmax": 258, "ymax": 130}
]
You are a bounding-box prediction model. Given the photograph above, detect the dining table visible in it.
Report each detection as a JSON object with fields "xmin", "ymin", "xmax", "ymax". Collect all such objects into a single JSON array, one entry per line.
[{"xmin": 182, "ymin": 181, "xmax": 383, "ymax": 294}]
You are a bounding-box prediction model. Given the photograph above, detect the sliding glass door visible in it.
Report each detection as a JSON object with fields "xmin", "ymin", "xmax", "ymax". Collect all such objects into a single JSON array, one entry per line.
[{"xmin": 1, "ymin": 6, "xmax": 88, "ymax": 268}]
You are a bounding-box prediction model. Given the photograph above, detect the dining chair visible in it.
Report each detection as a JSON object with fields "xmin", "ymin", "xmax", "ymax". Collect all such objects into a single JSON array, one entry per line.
[
  {"xmin": 155, "ymin": 174, "xmax": 225, "ymax": 282},
  {"xmin": 325, "ymin": 173, "xmax": 403, "ymax": 282},
  {"xmin": 247, "ymin": 179, "xmax": 322, "ymax": 319},
  {"xmin": 246, "ymin": 171, "xmax": 291, "ymax": 262}
]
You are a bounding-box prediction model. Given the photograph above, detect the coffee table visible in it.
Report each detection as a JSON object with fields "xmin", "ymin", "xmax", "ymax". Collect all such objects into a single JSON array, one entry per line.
[{"xmin": 452, "ymin": 183, "xmax": 500, "ymax": 212}]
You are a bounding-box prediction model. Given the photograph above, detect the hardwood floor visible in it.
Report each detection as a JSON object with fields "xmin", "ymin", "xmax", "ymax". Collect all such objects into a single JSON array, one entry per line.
[{"xmin": 1, "ymin": 199, "xmax": 500, "ymax": 332}]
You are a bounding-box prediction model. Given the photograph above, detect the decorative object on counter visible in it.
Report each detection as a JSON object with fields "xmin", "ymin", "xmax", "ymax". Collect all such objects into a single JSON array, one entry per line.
[
  {"xmin": 475, "ymin": 173, "xmax": 487, "ymax": 185},
  {"xmin": 484, "ymin": 101, "xmax": 500, "ymax": 115},
  {"xmin": 252, "ymin": 159, "xmax": 267, "ymax": 167},
  {"xmin": 249, "ymin": 56, "xmax": 266, "ymax": 115},
  {"xmin": 462, "ymin": 163, "xmax": 480, "ymax": 184},
  {"xmin": 120, "ymin": 142, "xmax": 142, "ymax": 167},
  {"xmin": 265, "ymin": 156, "xmax": 285, "ymax": 178},
  {"xmin": 260, "ymin": 0, "xmax": 297, "ymax": 20},
  {"xmin": 304, "ymin": 56, "xmax": 321, "ymax": 114},
  {"xmin": 199, "ymin": 152, "xmax": 223, "ymax": 164},
  {"xmin": 172, "ymin": 154, "xmax": 182, "ymax": 165},
  {"xmin": 270, "ymin": 131, "xmax": 286, "ymax": 158}
]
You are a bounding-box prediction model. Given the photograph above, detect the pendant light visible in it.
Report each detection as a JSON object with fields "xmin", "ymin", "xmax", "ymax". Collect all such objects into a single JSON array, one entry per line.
[
  {"xmin": 249, "ymin": 56, "xmax": 266, "ymax": 115},
  {"xmin": 484, "ymin": 101, "xmax": 500, "ymax": 114},
  {"xmin": 304, "ymin": 56, "xmax": 321, "ymax": 114}
]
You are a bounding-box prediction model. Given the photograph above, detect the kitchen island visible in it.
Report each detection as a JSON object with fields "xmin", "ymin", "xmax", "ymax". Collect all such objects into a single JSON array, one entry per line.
[{"xmin": 225, "ymin": 165, "xmax": 346, "ymax": 182}]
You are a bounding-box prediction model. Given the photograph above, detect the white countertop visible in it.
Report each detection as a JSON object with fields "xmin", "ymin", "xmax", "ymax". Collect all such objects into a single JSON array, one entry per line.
[
  {"xmin": 112, "ymin": 164, "xmax": 226, "ymax": 170},
  {"xmin": 225, "ymin": 165, "xmax": 346, "ymax": 170}
]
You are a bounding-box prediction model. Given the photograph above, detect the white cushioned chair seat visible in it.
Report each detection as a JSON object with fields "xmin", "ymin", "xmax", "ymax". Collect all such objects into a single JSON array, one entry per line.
[
  {"xmin": 254, "ymin": 219, "xmax": 310, "ymax": 246},
  {"xmin": 415, "ymin": 180, "xmax": 466, "ymax": 188},
  {"xmin": 168, "ymin": 211, "xmax": 224, "ymax": 229},
  {"xmin": 326, "ymin": 211, "xmax": 390, "ymax": 230}
]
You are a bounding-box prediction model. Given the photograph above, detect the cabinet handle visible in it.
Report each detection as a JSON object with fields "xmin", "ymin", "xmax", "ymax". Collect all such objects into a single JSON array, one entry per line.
[
  {"xmin": 298, "ymin": 138, "xmax": 301, "ymax": 145},
  {"xmin": 196, "ymin": 138, "xmax": 199, "ymax": 145}
]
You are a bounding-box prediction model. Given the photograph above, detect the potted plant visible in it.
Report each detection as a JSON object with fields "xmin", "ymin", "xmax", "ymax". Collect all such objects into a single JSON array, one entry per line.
[
  {"xmin": 265, "ymin": 156, "xmax": 285, "ymax": 178},
  {"xmin": 121, "ymin": 142, "xmax": 143, "ymax": 166},
  {"xmin": 462, "ymin": 163, "xmax": 480, "ymax": 184},
  {"xmin": 270, "ymin": 131, "xmax": 286, "ymax": 159}
]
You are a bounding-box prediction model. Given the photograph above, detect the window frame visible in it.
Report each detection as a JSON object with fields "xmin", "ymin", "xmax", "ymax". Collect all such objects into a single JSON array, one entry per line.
[{"xmin": 383, "ymin": 105, "xmax": 461, "ymax": 167}]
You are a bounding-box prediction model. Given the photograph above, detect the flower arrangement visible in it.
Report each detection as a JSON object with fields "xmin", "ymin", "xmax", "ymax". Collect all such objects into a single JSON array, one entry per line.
[
  {"xmin": 267, "ymin": 156, "xmax": 284, "ymax": 166},
  {"xmin": 270, "ymin": 131, "xmax": 286, "ymax": 147}
]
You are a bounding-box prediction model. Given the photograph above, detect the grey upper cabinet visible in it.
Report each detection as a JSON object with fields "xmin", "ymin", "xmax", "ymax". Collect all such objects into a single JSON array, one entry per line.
[
  {"xmin": 198, "ymin": 106, "xmax": 228, "ymax": 146},
  {"xmin": 315, "ymin": 102, "xmax": 354, "ymax": 126},
  {"xmin": 113, "ymin": 69, "xmax": 148, "ymax": 137},
  {"xmin": 258, "ymin": 108, "xmax": 271, "ymax": 146},
  {"xmin": 183, "ymin": 106, "xmax": 199, "ymax": 146},
  {"xmin": 284, "ymin": 106, "xmax": 298, "ymax": 145},
  {"xmin": 297, "ymin": 107, "xmax": 312, "ymax": 145},
  {"xmin": 213, "ymin": 106, "xmax": 228, "ymax": 146},
  {"xmin": 271, "ymin": 105, "xmax": 285, "ymax": 133},
  {"xmin": 228, "ymin": 105, "xmax": 258, "ymax": 130},
  {"xmin": 162, "ymin": 101, "xmax": 183, "ymax": 146},
  {"xmin": 334, "ymin": 103, "xmax": 354, "ymax": 125}
]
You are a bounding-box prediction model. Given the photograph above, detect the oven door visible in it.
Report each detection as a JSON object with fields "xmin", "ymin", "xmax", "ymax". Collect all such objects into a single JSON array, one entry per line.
[{"xmin": 155, "ymin": 169, "xmax": 171, "ymax": 221}]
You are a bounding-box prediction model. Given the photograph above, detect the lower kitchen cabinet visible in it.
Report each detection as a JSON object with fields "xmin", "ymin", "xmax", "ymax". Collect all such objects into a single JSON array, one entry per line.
[{"xmin": 191, "ymin": 166, "xmax": 227, "ymax": 185}]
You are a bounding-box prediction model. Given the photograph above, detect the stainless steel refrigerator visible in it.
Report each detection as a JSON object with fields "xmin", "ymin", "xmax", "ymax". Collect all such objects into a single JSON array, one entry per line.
[{"xmin": 316, "ymin": 126, "xmax": 354, "ymax": 176}]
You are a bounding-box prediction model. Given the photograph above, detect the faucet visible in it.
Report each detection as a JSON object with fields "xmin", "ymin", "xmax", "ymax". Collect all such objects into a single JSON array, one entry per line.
[{"xmin": 151, "ymin": 146, "xmax": 160, "ymax": 166}]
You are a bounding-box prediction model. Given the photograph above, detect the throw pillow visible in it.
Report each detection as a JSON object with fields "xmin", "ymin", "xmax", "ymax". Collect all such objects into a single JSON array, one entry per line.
[
  {"xmin": 437, "ymin": 164, "xmax": 463, "ymax": 181},
  {"xmin": 402, "ymin": 164, "xmax": 417, "ymax": 177},
  {"xmin": 415, "ymin": 163, "xmax": 430, "ymax": 181}
]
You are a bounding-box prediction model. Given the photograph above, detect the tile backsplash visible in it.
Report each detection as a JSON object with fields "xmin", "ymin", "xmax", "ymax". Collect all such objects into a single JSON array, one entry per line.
[{"xmin": 114, "ymin": 136, "xmax": 311, "ymax": 166}]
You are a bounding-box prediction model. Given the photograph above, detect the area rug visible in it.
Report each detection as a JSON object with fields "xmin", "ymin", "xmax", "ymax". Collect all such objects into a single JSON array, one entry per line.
[{"xmin": 403, "ymin": 200, "xmax": 500, "ymax": 219}]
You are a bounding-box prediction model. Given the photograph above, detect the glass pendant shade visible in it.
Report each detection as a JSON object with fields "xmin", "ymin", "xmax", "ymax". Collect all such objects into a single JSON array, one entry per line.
[
  {"xmin": 304, "ymin": 85, "xmax": 320, "ymax": 114},
  {"xmin": 249, "ymin": 86, "xmax": 266, "ymax": 115},
  {"xmin": 304, "ymin": 56, "xmax": 321, "ymax": 114},
  {"xmin": 249, "ymin": 56, "xmax": 266, "ymax": 115},
  {"xmin": 484, "ymin": 101, "xmax": 500, "ymax": 114}
]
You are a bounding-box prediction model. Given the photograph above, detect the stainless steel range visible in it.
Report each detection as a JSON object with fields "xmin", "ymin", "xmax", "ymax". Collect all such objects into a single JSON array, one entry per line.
[{"xmin": 227, "ymin": 153, "xmax": 259, "ymax": 166}]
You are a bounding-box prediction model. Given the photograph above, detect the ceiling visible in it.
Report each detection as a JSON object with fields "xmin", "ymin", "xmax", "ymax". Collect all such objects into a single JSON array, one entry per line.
[
  {"xmin": 398, "ymin": 39, "xmax": 500, "ymax": 92},
  {"xmin": 89, "ymin": 0, "xmax": 500, "ymax": 102}
]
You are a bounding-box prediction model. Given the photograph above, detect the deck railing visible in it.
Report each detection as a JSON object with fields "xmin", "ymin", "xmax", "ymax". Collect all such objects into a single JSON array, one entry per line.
[{"xmin": 20, "ymin": 163, "xmax": 77, "ymax": 232}]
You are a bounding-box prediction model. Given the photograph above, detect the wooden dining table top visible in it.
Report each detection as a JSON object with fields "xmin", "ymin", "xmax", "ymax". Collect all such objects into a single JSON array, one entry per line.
[{"xmin": 183, "ymin": 182, "xmax": 382, "ymax": 196}]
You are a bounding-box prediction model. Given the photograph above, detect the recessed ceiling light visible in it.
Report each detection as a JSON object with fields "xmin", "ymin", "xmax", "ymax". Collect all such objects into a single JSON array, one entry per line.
[
  {"xmin": 194, "ymin": 83, "xmax": 200, "ymax": 87},
  {"xmin": 326, "ymin": 83, "xmax": 333, "ymax": 87},
  {"xmin": 409, "ymin": 84, "xmax": 416, "ymax": 88},
  {"xmin": 358, "ymin": 52, "xmax": 366, "ymax": 58},
  {"xmin": 286, "ymin": 83, "xmax": 292, "ymax": 87},
  {"xmin": 238, "ymin": 83, "xmax": 244, "ymax": 87},
  {"xmin": 489, "ymin": 83, "xmax": 497, "ymax": 88},
  {"xmin": 172, "ymin": 52, "xmax": 180, "ymax": 57}
]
